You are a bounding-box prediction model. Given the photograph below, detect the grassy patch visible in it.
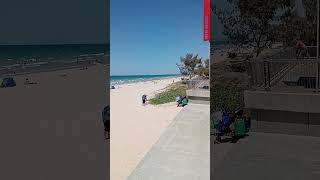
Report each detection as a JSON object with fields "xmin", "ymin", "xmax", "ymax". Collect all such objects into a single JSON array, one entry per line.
[{"xmin": 149, "ymin": 83, "xmax": 186, "ymax": 105}]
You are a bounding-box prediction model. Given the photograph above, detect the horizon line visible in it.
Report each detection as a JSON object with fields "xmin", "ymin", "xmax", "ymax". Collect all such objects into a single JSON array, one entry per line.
[{"xmin": 0, "ymin": 43, "xmax": 110, "ymax": 46}]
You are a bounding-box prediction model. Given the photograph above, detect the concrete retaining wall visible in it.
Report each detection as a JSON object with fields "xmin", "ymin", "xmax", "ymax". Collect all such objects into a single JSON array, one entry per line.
[
  {"xmin": 186, "ymin": 89, "xmax": 210, "ymax": 103},
  {"xmin": 250, "ymin": 109, "xmax": 320, "ymax": 137},
  {"xmin": 245, "ymin": 90, "xmax": 320, "ymax": 136}
]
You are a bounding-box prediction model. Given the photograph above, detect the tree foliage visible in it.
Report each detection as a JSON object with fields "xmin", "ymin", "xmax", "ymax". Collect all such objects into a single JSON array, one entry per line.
[
  {"xmin": 276, "ymin": 0, "xmax": 317, "ymax": 46},
  {"xmin": 213, "ymin": 0, "xmax": 293, "ymax": 57},
  {"xmin": 177, "ymin": 54, "xmax": 203, "ymax": 79},
  {"xmin": 195, "ymin": 58, "xmax": 210, "ymax": 78},
  {"xmin": 210, "ymin": 61, "xmax": 248, "ymax": 113}
]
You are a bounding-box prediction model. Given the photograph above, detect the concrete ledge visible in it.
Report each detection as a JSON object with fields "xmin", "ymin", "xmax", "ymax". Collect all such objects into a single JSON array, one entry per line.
[
  {"xmin": 186, "ymin": 89, "xmax": 209, "ymax": 98},
  {"xmin": 252, "ymin": 120, "xmax": 309, "ymax": 136},
  {"xmin": 250, "ymin": 109, "xmax": 320, "ymax": 137},
  {"xmin": 308, "ymin": 125, "xmax": 320, "ymax": 136},
  {"xmin": 245, "ymin": 90, "xmax": 320, "ymax": 113}
]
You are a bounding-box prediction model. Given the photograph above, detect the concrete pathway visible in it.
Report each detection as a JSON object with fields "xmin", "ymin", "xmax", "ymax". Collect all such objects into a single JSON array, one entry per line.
[
  {"xmin": 127, "ymin": 104, "xmax": 210, "ymax": 180},
  {"xmin": 212, "ymin": 132, "xmax": 320, "ymax": 180}
]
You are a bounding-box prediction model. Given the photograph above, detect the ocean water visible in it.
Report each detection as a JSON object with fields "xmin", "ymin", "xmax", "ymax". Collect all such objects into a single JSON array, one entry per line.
[
  {"xmin": 110, "ymin": 74, "xmax": 180, "ymax": 86},
  {"xmin": 0, "ymin": 44, "xmax": 109, "ymax": 66}
]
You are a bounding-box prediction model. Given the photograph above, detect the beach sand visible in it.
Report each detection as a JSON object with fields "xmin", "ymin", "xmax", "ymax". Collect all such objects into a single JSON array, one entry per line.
[
  {"xmin": 110, "ymin": 77, "xmax": 182, "ymax": 180},
  {"xmin": 0, "ymin": 64, "xmax": 109, "ymax": 180}
]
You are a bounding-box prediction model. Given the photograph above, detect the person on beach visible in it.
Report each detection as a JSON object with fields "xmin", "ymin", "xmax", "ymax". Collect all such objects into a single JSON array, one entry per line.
[
  {"xmin": 24, "ymin": 78, "xmax": 38, "ymax": 85},
  {"xmin": 24, "ymin": 78, "xmax": 30, "ymax": 85},
  {"xmin": 142, "ymin": 94, "xmax": 147, "ymax": 104},
  {"xmin": 181, "ymin": 96, "xmax": 188, "ymax": 107},
  {"xmin": 176, "ymin": 95, "xmax": 182, "ymax": 107},
  {"xmin": 295, "ymin": 39, "xmax": 309, "ymax": 58}
]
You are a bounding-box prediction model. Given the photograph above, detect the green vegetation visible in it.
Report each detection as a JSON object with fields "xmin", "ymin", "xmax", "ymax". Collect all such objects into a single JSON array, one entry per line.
[
  {"xmin": 210, "ymin": 0, "xmax": 316, "ymax": 129},
  {"xmin": 213, "ymin": 0, "xmax": 317, "ymax": 57},
  {"xmin": 149, "ymin": 83, "xmax": 186, "ymax": 105},
  {"xmin": 176, "ymin": 53, "xmax": 209, "ymax": 79},
  {"xmin": 210, "ymin": 61, "xmax": 248, "ymax": 113}
]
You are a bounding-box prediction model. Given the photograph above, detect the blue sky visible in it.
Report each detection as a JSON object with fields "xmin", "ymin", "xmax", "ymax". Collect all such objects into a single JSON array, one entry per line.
[{"xmin": 111, "ymin": 0, "xmax": 209, "ymax": 75}]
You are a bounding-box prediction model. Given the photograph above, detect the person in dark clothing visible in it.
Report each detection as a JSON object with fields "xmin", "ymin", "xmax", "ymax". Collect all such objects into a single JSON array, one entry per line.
[
  {"xmin": 142, "ymin": 94, "xmax": 147, "ymax": 104},
  {"xmin": 176, "ymin": 95, "xmax": 183, "ymax": 107},
  {"xmin": 215, "ymin": 111, "xmax": 233, "ymax": 143},
  {"xmin": 102, "ymin": 106, "xmax": 110, "ymax": 139}
]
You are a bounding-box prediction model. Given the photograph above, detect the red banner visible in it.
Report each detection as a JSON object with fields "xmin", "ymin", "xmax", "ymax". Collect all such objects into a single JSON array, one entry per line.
[{"xmin": 204, "ymin": 0, "xmax": 210, "ymax": 41}]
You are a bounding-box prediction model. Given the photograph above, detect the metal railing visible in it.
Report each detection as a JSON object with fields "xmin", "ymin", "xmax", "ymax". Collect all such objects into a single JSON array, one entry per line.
[
  {"xmin": 247, "ymin": 46, "xmax": 320, "ymax": 92},
  {"xmin": 248, "ymin": 59, "xmax": 320, "ymax": 92},
  {"xmin": 186, "ymin": 79, "xmax": 210, "ymax": 90}
]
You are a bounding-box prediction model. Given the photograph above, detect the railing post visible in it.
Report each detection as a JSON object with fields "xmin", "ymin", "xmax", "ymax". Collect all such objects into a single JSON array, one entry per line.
[
  {"xmin": 246, "ymin": 60, "xmax": 253, "ymax": 90},
  {"xmin": 263, "ymin": 61, "xmax": 267, "ymax": 90},
  {"xmin": 317, "ymin": 62, "xmax": 320, "ymax": 90},
  {"xmin": 267, "ymin": 61, "xmax": 271, "ymax": 88}
]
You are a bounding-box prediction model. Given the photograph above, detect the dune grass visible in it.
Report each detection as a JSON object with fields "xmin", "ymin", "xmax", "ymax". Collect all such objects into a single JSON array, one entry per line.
[{"xmin": 149, "ymin": 83, "xmax": 186, "ymax": 105}]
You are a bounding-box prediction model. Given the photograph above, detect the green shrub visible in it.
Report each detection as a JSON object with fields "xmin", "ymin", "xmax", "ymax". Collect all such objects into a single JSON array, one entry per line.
[{"xmin": 149, "ymin": 86, "xmax": 186, "ymax": 105}]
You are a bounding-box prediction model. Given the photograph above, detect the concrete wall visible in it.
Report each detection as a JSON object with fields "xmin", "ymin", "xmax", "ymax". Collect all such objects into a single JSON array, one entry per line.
[
  {"xmin": 186, "ymin": 89, "xmax": 210, "ymax": 98},
  {"xmin": 244, "ymin": 90, "xmax": 320, "ymax": 113},
  {"xmin": 245, "ymin": 90, "xmax": 320, "ymax": 136},
  {"xmin": 186, "ymin": 89, "xmax": 210, "ymax": 103},
  {"xmin": 250, "ymin": 108, "xmax": 320, "ymax": 137}
]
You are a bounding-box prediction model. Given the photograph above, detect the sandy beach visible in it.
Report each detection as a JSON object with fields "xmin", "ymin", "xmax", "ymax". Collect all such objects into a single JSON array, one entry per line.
[
  {"xmin": 0, "ymin": 64, "xmax": 108, "ymax": 180},
  {"xmin": 110, "ymin": 77, "xmax": 182, "ymax": 180}
]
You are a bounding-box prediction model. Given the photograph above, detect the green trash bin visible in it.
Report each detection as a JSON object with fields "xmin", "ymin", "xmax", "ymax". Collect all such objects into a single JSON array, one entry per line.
[{"xmin": 234, "ymin": 118, "xmax": 246, "ymax": 137}]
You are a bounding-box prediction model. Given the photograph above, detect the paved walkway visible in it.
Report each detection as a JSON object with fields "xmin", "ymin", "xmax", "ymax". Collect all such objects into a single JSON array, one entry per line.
[
  {"xmin": 212, "ymin": 132, "xmax": 320, "ymax": 180},
  {"xmin": 127, "ymin": 104, "xmax": 210, "ymax": 180}
]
